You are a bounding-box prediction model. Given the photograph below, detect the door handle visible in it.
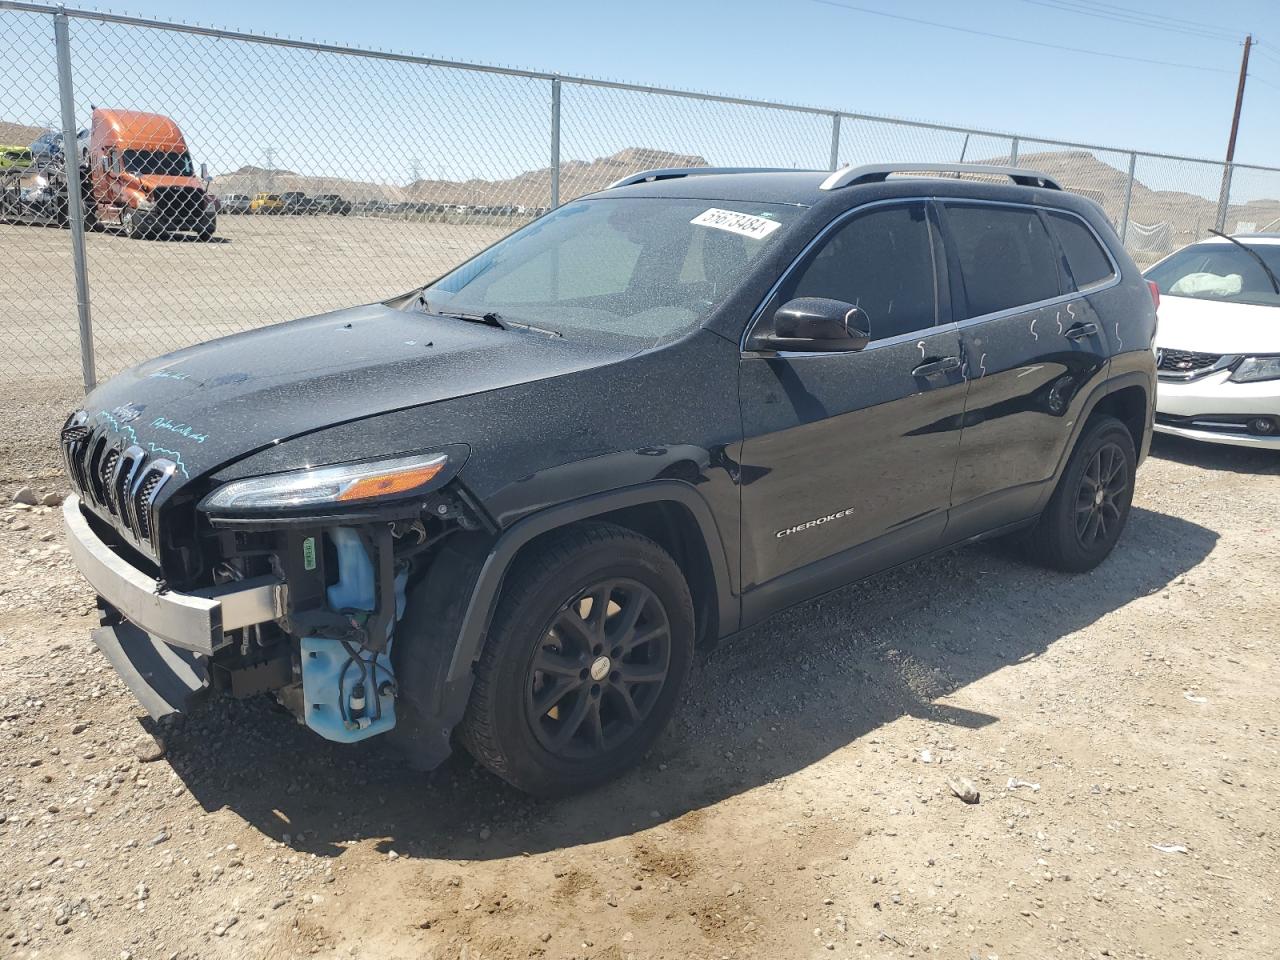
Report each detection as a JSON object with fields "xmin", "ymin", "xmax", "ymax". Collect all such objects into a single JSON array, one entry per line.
[
  {"xmin": 1064, "ymin": 322, "xmax": 1099, "ymax": 340},
  {"xmin": 911, "ymin": 356, "xmax": 961, "ymax": 378}
]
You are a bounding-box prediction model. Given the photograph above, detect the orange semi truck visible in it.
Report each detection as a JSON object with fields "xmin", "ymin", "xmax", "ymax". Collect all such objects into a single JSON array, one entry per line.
[{"xmin": 85, "ymin": 107, "xmax": 216, "ymax": 241}]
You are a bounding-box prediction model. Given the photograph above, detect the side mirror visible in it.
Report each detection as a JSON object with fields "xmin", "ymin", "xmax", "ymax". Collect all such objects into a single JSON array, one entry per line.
[{"xmin": 756, "ymin": 297, "xmax": 870, "ymax": 353}]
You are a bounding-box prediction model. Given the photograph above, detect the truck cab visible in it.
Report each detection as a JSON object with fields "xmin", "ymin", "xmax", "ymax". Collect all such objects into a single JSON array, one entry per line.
[{"xmin": 85, "ymin": 107, "xmax": 216, "ymax": 241}]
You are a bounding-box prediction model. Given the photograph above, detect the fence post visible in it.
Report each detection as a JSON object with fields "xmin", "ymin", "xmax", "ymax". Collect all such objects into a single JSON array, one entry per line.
[
  {"xmin": 54, "ymin": 7, "xmax": 95, "ymax": 392},
  {"xmin": 1215, "ymin": 163, "xmax": 1234, "ymax": 233},
  {"xmin": 1119, "ymin": 151, "xmax": 1136, "ymax": 245},
  {"xmin": 1008, "ymin": 137, "xmax": 1019, "ymax": 167},
  {"xmin": 550, "ymin": 77, "xmax": 561, "ymax": 210},
  {"xmin": 828, "ymin": 113, "xmax": 841, "ymax": 172}
]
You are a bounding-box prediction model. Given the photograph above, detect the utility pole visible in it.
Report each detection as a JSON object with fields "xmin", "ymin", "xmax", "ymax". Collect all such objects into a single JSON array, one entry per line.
[
  {"xmin": 1226, "ymin": 34, "xmax": 1252, "ymax": 165},
  {"xmin": 1216, "ymin": 34, "xmax": 1251, "ymax": 231}
]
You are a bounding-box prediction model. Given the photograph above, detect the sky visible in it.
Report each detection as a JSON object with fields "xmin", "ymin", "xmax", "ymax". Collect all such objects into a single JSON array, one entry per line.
[
  {"xmin": 102, "ymin": 0, "xmax": 1280, "ymax": 163},
  {"xmin": 3, "ymin": 0, "xmax": 1279, "ymax": 200}
]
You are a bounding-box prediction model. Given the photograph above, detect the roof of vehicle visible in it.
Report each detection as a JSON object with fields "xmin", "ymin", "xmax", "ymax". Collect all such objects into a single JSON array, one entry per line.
[
  {"xmin": 595, "ymin": 164, "xmax": 1093, "ymax": 222},
  {"xmin": 92, "ymin": 108, "xmax": 188, "ymax": 151}
]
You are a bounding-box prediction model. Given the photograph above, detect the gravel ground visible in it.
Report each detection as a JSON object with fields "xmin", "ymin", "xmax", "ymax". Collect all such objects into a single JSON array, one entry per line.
[
  {"xmin": 0, "ymin": 214, "xmax": 509, "ymax": 487},
  {"xmin": 0, "ymin": 434, "xmax": 1277, "ymax": 960}
]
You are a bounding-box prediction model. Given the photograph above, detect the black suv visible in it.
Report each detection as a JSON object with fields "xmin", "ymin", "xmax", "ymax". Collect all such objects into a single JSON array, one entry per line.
[{"xmin": 61, "ymin": 163, "xmax": 1156, "ymax": 796}]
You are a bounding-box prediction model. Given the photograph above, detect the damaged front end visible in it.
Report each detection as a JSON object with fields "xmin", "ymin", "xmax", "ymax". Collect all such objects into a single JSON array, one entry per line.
[{"xmin": 63, "ymin": 435, "xmax": 490, "ymax": 751}]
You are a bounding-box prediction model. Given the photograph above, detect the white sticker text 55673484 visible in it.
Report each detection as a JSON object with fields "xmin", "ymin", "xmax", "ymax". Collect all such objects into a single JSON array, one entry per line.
[{"xmin": 690, "ymin": 208, "xmax": 782, "ymax": 240}]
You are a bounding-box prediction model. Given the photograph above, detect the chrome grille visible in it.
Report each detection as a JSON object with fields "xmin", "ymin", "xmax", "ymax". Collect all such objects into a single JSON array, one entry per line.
[
  {"xmin": 1157, "ymin": 348, "xmax": 1233, "ymax": 381},
  {"xmin": 60, "ymin": 411, "xmax": 176, "ymax": 558}
]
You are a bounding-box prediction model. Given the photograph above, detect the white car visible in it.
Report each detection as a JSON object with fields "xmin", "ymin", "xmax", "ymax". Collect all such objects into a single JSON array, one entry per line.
[{"xmin": 1145, "ymin": 233, "xmax": 1280, "ymax": 450}]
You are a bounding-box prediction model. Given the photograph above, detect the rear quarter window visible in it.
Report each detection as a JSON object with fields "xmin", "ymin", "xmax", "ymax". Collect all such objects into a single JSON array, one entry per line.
[
  {"xmin": 1046, "ymin": 210, "xmax": 1115, "ymax": 289},
  {"xmin": 944, "ymin": 203, "xmax": 1060, "ymax": 317}
]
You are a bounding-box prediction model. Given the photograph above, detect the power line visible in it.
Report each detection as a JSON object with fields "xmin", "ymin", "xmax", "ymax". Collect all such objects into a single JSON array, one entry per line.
[
  {"xmin": 808, "ymin": 0, "xmax": 1234, "ymax": 74},
  {"xmin": 1016, "ymin": 0, "xmax": 1242, "ymax": 44},
  {"xmin": 1253, "ymin": 44, "xmax": 1280, "ymax": 68},
  {"xmin": 1038, "ymin": 0, "xmax": 1245, "ymax": 37},
  {"xmin": 1249, "ymin": 71, "xmax": 1280, "ymax": 93}
]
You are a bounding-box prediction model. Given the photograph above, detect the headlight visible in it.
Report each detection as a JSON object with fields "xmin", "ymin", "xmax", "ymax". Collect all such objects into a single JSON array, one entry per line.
[
  {"xmin": 201, "ymin": 452, "xmax": 450, "ymax": 512},
  {"xmin": 1229, "ymin": 356, "xmax": 1280, "ymax": 383}
]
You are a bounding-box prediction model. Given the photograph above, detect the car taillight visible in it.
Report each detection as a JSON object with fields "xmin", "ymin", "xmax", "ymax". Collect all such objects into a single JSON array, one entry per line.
[{"xmin": 1147, "ymin": 280, "xmax": 1160, "ymax": 311}]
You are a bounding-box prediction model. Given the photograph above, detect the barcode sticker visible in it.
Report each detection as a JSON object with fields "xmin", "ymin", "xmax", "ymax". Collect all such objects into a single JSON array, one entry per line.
[{"xmin": 690, "ymin": 208, "xmax": 782, "ymax": 240}]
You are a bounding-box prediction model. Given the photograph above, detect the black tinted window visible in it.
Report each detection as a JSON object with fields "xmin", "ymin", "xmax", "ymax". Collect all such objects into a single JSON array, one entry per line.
[
  {"xmin": 778, "ymin": 202, "xmax": 938, "ymax": 341},
  {"xmin": 945, "ymin": 204, "xmax": 1060, "ymax": 317},
  {"xmin": 1047, "ymin": 211, "xmax": 1114, "ymax": 289}
]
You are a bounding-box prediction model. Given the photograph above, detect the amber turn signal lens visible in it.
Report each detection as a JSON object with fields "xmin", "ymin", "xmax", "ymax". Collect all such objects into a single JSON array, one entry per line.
[{"xmin": 336, "ymin": 461, "xmax": 445, "ymax": 501}]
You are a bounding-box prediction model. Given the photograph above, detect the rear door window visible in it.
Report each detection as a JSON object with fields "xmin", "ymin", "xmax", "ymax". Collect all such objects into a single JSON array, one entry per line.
[
  {"xmin": 1045, "ymin": 210, "xmax": 1115, "ymax": 290},
  {"xmin": 944, "ymin": 204, "xmax": 1061, "ymax": 318},
  {"xmin": 774, "ymin": 201, "xmax": 940, "ymax": 342}
]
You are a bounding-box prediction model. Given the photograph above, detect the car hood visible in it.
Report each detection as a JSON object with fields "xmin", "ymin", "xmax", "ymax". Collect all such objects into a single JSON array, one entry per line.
[
  {"xmin": 79, "ymin": 303, "xmax": 628, "ymax": 483},
  {"xmin": 1155, "ymin": 295, "xmax": 1280, "ymax": 354}
]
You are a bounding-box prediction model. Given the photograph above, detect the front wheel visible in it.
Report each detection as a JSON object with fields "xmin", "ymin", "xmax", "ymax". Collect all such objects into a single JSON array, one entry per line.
[
  {"xmin": 459, "ymin": 522, "xmax": 694, "ymax": 796},
  {"xmin": 1027, "ymin": 414, "xmax": 1136, "ymax": 572}
]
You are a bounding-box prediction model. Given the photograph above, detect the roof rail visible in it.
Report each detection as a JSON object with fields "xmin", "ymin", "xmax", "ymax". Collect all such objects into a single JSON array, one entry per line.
[
  {"xmin": 820, "ymin": 163, "xmax": 1061, "ymax": 192},
  {"xmin": 607, "ymin": 166, "xmax": 812, "ymax": 189}
]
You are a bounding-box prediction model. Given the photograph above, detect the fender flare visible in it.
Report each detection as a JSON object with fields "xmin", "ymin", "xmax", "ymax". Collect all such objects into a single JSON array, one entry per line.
[
  {"xmin": 391, "ymin": 480, "xmax": 737, "ymax": 770},
  {"xmin": 1040, "ymin": 366, "xmax": 1152, "ymax": 509},
  {"xmin": 448, "ymin": 479, "xmax": 737, "ymax": 684}
]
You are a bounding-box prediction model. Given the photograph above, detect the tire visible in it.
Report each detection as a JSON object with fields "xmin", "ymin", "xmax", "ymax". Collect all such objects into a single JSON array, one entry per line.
[
  {"xmin": 458, "ymin": 522, "xmax": 694, "ymax": 797},
  {"xmin": 1027, "ymin": 414, "xmax": 1136, "ymax": 572},
  {"xmin": 197, "ymin": 218, "xmax": 216, "ymax": 242},
  {"xmin": 121, "ymin": 207, "xmax": 149, "ymax": 240}
]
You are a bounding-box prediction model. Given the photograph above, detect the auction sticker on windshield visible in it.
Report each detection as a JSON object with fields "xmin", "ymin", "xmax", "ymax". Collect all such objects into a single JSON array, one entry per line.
[{"xmin": 690, "ymin": 208, "xmax": 783, "ymax": 240}]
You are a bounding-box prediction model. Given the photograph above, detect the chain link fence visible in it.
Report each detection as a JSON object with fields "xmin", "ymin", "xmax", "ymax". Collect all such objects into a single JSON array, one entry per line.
[{"xmin": 2, "ymin": 1, "xmax": 1279, "ymax": 479}]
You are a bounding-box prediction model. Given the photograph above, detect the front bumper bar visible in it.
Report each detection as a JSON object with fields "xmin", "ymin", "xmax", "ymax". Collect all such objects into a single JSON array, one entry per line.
[{"xmin": 63, "ymin": 495, "xmax": 285, "ymax": 655}]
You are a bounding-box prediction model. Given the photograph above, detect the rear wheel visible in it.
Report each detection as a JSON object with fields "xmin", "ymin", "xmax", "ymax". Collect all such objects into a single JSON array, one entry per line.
[
  {"xmin": 1027, "ymin": 414, "xmax": 1136, "ymax": 572},
  {"xmin": 459, "ymin": 522, "xmax": 693, "ymax": 796}
]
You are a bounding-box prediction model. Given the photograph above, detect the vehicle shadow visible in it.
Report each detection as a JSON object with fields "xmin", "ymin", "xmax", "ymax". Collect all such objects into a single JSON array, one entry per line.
[
  {"xmin": 1149, "ymin": 433, "xmax": 1279, "ymax": 476},
  {"xmin": 161, "ymin": 505, "xmax": 1217, "ymax": 862}
]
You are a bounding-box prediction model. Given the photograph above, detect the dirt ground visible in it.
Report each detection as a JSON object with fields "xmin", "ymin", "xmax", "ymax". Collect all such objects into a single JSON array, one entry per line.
[{"xmin": 0, "ymin": 433, "xmax": 1276, "ymax": 960}]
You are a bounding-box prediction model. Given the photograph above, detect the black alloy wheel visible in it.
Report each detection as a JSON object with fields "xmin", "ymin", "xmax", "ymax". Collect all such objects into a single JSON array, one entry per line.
[
  {"xmin": 525, "ymin": 578, "xmax": 672, "ymax": 760},
  {"xmin": 454, "ymin": 521, "xmax": 694, "ymax": 796},
  {"xmin": 1074, "ymin": 441, "xmax": 1129, "ymax": 547}
]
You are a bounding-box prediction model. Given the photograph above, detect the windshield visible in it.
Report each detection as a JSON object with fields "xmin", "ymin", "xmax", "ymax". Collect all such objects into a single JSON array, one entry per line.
[
  {"xmin": 1146, "ymin": 241, "xmax": 1280, "ymax": 307},
  {"xmin": 420, "ymin": 197, "xmax": 801, "ymax": 344},
  {"xmin": 122, "ymin": 149, "xmax": 194, "ymax": 177}
]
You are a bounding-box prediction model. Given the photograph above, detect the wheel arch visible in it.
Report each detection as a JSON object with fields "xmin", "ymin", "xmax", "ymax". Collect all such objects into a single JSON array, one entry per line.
[
  {"xmin": 450, "ymin": 481, "xmax": 738, "ymax": 686},
  {"xmin": 391, "ymin": 480, "xmax": 737, "ymax": 769}
]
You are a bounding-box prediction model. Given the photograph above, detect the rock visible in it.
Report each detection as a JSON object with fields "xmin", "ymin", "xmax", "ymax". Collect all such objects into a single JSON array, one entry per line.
[
  {"xmin": 11, "ymin": 487, "xmax": 38, "ymax": 505},
  {"xmin": 148, "ymin": 830, "xmax": 169, "ymax": 846},
  {"xmin": 133, "ymin": 733, "xmax": 166, "ymax": 762},
  {"xmin": 40, "ymin": 491, "xmax": 63, "ymax": 507},
  {"xmin": 540, "ymin": 932, "xmax": 552, "ymax": 943},
  {"xmin": 947, "ymin": 778, "xmax": 980, "ymax": 804}
]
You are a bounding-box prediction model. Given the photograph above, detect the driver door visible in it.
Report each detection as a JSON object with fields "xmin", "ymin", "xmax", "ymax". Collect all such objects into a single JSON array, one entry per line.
[{"xmin": 737, "ymin": 200, "xmax": 968, "ymax": 620}]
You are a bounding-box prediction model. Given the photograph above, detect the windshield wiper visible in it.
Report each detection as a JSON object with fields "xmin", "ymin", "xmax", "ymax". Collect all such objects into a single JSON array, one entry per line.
[
  {"xmin": 501, "ymin": 318, "xmax": 562, "ymax": 338},
  {"xmin": 1208, "ymin": 229, "xmax": 1280, "ymax": 294},
  {"xmin": 420, "ymin": 303, "xmax": 506, "ymax": 329},
  {"xmin": 420, "ymin": 300, "xmax": 562, "ymax": 338}
]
